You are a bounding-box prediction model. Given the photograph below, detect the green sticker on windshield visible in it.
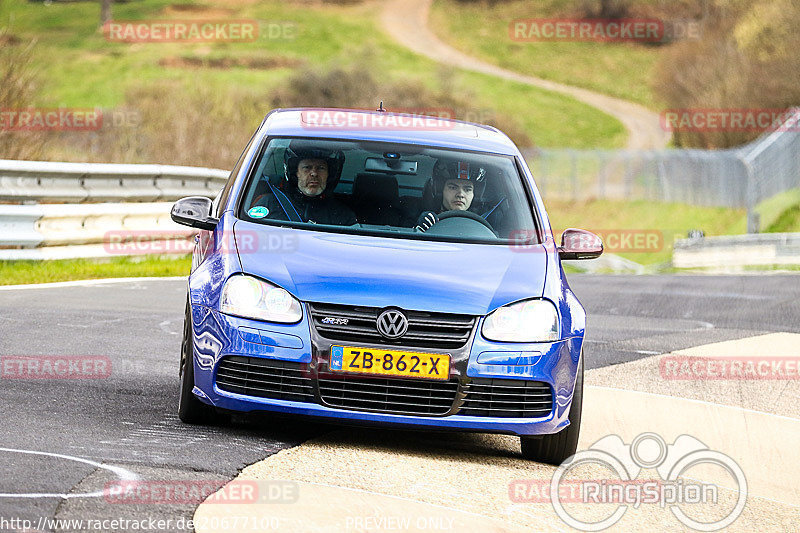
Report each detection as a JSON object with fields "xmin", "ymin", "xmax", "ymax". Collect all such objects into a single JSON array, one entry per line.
[{"xmin": 248, "ymin": 206, "xmax": 269, "ymax": 219}]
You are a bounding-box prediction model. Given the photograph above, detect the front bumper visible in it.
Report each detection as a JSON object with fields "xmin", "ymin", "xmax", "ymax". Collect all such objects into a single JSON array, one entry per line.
[{"xmin": 188, "ymin": 304, "xmax": 582, "ymax": 437}]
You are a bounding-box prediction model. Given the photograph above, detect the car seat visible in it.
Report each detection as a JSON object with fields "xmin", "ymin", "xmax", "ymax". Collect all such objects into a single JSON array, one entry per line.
[{"xmin": 351, "ymin": 173, "xmax": 404, "ymax": 226}]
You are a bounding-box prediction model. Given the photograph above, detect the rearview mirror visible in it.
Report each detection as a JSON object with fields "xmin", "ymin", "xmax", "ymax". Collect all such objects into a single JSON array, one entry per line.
[
  {"xmin": 558, "ymin": 228, "xmax": 603, "ymax": 260},
  {"xmin": 171, "ymin": 196, "xmax": 218, "ymax": 231}
]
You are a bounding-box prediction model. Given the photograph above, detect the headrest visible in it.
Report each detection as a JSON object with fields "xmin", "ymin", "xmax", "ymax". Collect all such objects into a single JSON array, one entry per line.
[{"xmin": 352, "ymin": 173, "xmax": 400, "ymax": 203}]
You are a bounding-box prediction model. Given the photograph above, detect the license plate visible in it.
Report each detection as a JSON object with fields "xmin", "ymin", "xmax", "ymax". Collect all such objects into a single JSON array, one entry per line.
[{"xmin": 329, "ymin": 345, "xmax": 450, "ymax": 380}]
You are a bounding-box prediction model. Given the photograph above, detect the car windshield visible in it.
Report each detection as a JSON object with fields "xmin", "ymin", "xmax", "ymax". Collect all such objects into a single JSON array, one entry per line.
[{"xmin": 238, "ymin": 138, "xmax": 539, "ymax": 244}]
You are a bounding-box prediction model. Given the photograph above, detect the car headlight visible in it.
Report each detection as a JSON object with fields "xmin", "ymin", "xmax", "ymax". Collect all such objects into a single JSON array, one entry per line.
[
  {"xmin": 482, "ymin": 299, "xmax": 559, "ymax": 342},
  {"xmin": 220, "ymin": 275, "xmax": 302, "ymax": 323}
]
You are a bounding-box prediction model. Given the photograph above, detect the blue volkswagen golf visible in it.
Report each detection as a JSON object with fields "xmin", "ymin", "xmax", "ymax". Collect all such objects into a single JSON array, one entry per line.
[{"xmin": 171, "ymin": 108, "xmax": 602, "ymax": 465}]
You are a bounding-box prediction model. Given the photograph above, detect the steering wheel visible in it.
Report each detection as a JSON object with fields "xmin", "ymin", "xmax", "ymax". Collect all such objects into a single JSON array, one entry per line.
[{"xmin": 438, "ymin": 209, "xmax": 496, "ymax": 233}]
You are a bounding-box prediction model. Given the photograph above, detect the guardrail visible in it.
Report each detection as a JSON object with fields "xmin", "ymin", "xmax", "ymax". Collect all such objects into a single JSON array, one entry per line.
[
  {"xmin": 3, "ymin": 152, "xmax": 799, "ymax": 263},
  {"xmin": 0, "ymin": 202, "xmax": 196, "ymax": 260},
  {"xmin": 673, "ymin": 233, "xmax": 800, "ymax": 269},
  {"xmin": 0, "ymin": 159, "xmax": 228, "ymax": 203},
  {"xmin": 0, "ymin": 159, "xmax": 226, "ymax": 260}
]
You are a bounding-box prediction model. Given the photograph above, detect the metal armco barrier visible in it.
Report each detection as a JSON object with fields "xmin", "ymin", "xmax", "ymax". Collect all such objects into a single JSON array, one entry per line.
[
  {"xmin": 0, "ymin": 202, "xmax": 196, "ymax": 260},
  {"xmin": 0, "ymin": 159, "xmax": 228, "ymax": 203},
  {"xmin": 0, "ymin": 160, "xmax": 224, "ymax": 260},
  {"xmin": 0, "ymin": 205, "xmax": 44, "ymax": 248},
  {"xmin": 673, "ymin": 233, "xmax": 800, "ymax": 269}
]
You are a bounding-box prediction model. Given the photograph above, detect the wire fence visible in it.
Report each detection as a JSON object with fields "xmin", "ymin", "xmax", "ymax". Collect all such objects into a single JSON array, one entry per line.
[{"xmin": 521, "ymin": 108, "xmax": 800, "ymax": 232}]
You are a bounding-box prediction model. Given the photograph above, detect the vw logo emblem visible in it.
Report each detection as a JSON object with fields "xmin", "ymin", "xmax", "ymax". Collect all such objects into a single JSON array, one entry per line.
[{"xmin": 376, "ymin": 309, "xmax": 408, "ymax": 339}]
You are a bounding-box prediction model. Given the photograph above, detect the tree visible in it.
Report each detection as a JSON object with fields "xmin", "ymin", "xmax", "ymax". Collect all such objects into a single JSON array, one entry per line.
[{"xmin": 582, "ymin": 0, "xmax": 630, "ymax": 19}]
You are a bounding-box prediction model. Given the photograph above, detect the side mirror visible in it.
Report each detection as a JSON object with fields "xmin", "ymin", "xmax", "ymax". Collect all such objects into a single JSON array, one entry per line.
[
  {"xmin": 171, "ymin": 196, "xmax": 218, "ymax": 231},
  {"xmin": 558, "ymin": 228, "xmax": 603, "ymax": 260}
]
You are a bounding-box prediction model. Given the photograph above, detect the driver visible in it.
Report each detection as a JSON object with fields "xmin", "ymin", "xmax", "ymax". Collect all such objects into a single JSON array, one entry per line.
[
  {"xmin": 415, "ymin": 159, "xmax": 486, "ymax": 232},
  {"xmin": 252, "ymin": 142, "xmax": 357, "ymax": 226}
]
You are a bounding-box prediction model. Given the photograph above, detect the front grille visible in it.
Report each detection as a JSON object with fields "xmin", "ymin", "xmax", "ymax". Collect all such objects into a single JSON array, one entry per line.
[
  {"xmin": 216, "ymin": 356, "xmax": 314, "ymax": 402},
  {"xmin": 459, "ymin": 378, "xmax": 552, "ymax": 418},
  {"xmin": 318, "ymin": 374, "xmax": 459, "ymax": 415},
  {"xmin": 308, "ymin": 302, "xmax": 475, "ymax": 349}
]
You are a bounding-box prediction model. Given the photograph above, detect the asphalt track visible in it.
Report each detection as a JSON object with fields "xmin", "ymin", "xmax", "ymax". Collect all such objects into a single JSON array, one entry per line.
[{"xmin": 0, "ymin": 274, "xmax": 798, "ymax": 532}]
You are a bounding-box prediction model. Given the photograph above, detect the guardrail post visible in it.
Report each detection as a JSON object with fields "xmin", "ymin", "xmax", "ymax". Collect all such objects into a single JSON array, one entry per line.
[
  {"xmin": 542, "ymin": 152, "xmax": 549, "ymax": 198},
  {"xmin": 739, "ymin": 154, "xmax": 759, "ymax": 234},
  {"xmin": 598, "ymin": 151, "xmax": 606, "ymax": 199},
  {"xmin": 570, "ymin": 150, "xmax": 578, "ymax": 201},
  {"xmin": 623, "ymin": 153, "xmax": 632, "ymax": 198}
]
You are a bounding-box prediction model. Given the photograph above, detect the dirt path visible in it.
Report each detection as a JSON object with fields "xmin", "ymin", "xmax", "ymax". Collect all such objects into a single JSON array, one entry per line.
[{"xmin": 380, "ymin": 0, "xmax": 670, "ymax": 150}]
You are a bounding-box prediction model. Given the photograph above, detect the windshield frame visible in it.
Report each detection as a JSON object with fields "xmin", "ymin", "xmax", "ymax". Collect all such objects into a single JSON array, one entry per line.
[{"xmin": 234, "ymin": 135, "xmax": 543, "ymax": 246}]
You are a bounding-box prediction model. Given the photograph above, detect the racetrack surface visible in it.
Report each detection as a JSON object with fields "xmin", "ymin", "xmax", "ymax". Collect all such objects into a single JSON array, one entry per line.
[
  {"xmin": 0, "ymin": 275, "xmax": 798, "ymax": 531},
  {"xmin": 380, "ymin": 0, "xmax": 671, "ymax": 150}
]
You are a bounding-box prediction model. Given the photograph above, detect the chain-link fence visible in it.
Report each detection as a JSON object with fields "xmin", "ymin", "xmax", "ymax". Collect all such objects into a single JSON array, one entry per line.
[{"xmin": 522, "ymin": 108, "xmax": 800, "ymax": 232}]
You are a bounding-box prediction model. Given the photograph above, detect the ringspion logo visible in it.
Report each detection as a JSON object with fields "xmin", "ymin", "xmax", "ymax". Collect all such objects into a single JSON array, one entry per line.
[{"xmin": 540, "ymin": 433, "xmax": 747, "ymax": 531}]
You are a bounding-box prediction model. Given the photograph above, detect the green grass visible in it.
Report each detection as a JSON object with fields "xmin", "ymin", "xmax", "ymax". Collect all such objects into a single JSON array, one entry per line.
[
  {"xmin": 550, "ymin": 191, "xmax": 800, "ymax": 269},
  {"xmin": 723, "ymin": 188, "xmax": 800, "ymax": 234},
  {"xmin": 767, "ymin": 205, "xmax": 800, "ymax": 232},
  {"xmin": 562, "ymin": 263, "xmax": 584, "ymax": 274},
  {"xmin": 754, "ymin": 188, "xmax": 800, "ymax": 232},
  {"xmin": 462, "ymin": 70, "xmax": 626, "ymax": 148},
  {"xmin": 430, "ymin": 0, "xmax": 664, "ymax": 109},
  {"xmin": 0, "ymin": 256, "xmax": 191, "ymax": 286},
  {"xmin": 0, "ymin": 0, "xmax": 624, "ymax": 149},
  {"xmin": 7, "ymin": 0, "xmax": 791, "ymax": 276},
  {"xmin": 546, "ymin": 199, "xmax": 746, "ymax": 266}
]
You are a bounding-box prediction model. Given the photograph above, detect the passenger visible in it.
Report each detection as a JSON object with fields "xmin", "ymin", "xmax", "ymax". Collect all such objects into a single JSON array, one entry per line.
[
  {"xmin": 252, "ymin": 143, "xmax": 357, "ymax": 226},
  {"xmin": 415, "ymin": 159, "xmax": 486, "ymax": 232}
]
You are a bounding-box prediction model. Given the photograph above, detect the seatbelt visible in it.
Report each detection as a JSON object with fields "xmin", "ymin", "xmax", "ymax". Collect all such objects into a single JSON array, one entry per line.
[
  {"xmin": 482, "ymin": 197, "xmax": 506, "ymax": 219},
  {"xmin": 267, "ymin": 181, "xmax": 303, "ymax": 222}
]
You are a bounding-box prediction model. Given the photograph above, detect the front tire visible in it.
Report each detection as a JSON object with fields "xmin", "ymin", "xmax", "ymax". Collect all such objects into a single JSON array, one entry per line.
[
  {"xmin": 520, "ymin": 354, "xmax": 583, "ymax": 465},
  {"xmin": 178, "ymin": 299, "xmax": 217, "ymax": 424}
]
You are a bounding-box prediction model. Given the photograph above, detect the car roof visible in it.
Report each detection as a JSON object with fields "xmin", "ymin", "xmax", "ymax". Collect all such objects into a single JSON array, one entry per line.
[{"xmin": 261, "ymin": 108, "xmax": 521, "ymax": 156}]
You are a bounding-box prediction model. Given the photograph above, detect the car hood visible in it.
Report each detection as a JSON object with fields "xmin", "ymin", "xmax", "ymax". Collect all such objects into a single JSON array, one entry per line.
[{"xmin": 234, "ymin": 221, "xmax": 548, "ymax": 316}]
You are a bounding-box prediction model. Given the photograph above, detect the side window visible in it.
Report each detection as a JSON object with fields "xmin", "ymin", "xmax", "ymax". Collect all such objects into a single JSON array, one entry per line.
[{"xmin": 216, "ymin": 133, "xmax": 258, "ymax": 217}]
